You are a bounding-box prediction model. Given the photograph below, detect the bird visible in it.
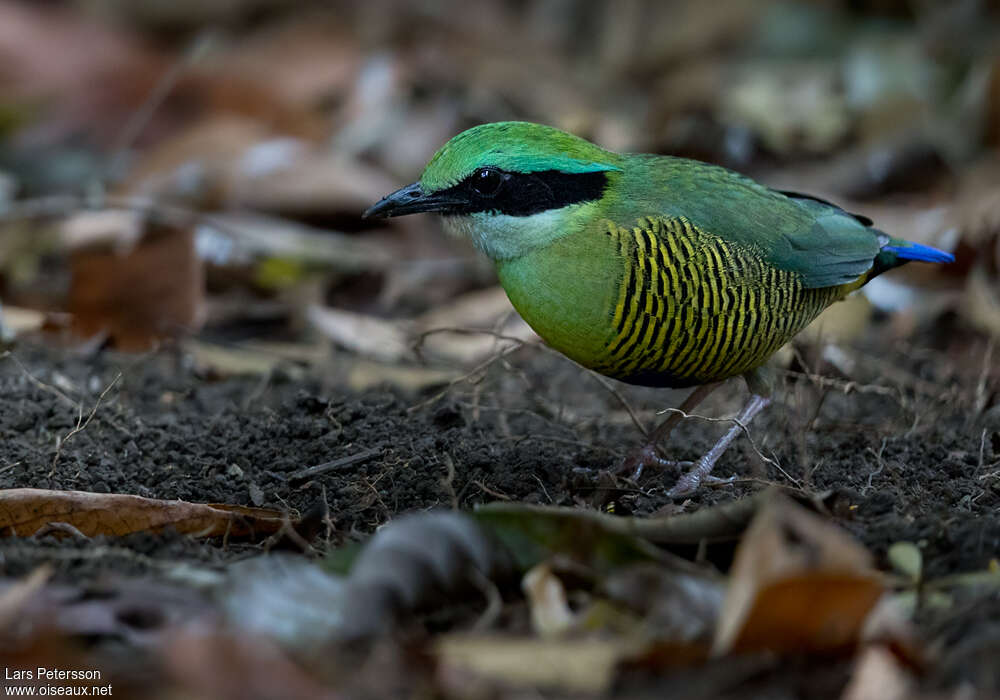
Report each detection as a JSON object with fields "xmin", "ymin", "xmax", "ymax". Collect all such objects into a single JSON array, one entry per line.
[{"xmin": 363, "ymin": 121, "xmax": 954, "ymax": 498}]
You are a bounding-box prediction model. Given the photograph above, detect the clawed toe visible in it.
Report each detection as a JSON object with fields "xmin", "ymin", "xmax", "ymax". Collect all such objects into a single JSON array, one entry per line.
[
  {"xmin": 666, "ymin": 469, "xmax": 737, "ymax": 499},
  {"xmin": 620, "ymin": 444, "xmax": 687, "ymax": 481}
]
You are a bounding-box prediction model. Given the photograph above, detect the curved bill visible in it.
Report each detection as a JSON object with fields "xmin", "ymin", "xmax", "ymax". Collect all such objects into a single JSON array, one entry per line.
[{"xmin": 362, "ymin": 182, "xmax": 465, "ymax": 219}]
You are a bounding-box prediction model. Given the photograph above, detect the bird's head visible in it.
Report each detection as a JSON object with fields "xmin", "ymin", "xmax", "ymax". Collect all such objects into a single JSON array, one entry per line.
[{"xmin": 364, "ymin": 122, "xmax": 621, "ymax": 260}]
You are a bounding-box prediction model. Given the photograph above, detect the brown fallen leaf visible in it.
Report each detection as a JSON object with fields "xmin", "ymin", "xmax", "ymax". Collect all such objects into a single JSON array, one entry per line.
[
  {"xmin": 66, "ymin": 220, "xmax": 204, "ymax": 351},
  {"xmin": 0, "ymin": 488, "xmax": 286, "ymax": 539},
  {"xmin": 713, "ymin": 493, "xmax": 884, "ymax": 657}
]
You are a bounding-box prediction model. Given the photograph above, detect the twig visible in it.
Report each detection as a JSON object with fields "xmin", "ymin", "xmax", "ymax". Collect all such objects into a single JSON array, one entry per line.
[
  {"xmin": 862, "ymin": 438, "xmax": 888, "ymax": 496},
  {"xmin": 586, "ymin": 370, "xmax": 648, "ymax": 438},
  {"xmin": 7, "ymin": 353, "xmax": 79, "ymax": 409},
  {"xmin": 473, "ymin": 480, "xmax": 512, "ymax": 501},
  {"xmin": 51, "ymin": 372, "xmax": 123, "ymax": 471},
  {"xmin": 978, "ymin": 428, "xmax": 988, "ymax": 473},
  {"xmin": 261, "ymin": 515, "xmax": 317, "ymax": 556},
  {"xmin": 411, "ymin": 327, "xmax": 652, "ymax": 440},
  {"xmin": 775, "ymin": 368, "xmax": 900, "ymax": 400},
  {"xmin": 974, "ymin": 338, "xmax": 995, "ymax": 417},
  {"xmin": 532, "ymin": 474, "xmax": 553, "ymax": 504},
  {"xmin": 442, "ymin": 453, "xmax": 459, "ymax": 510},
  {"xmin": 288, "ymin": 447, "xmax": 380, "ymax": 483},
  {"xmin": 407, "ymin": 342, "xmax": 525, "ymax": 413},
  {"xmin": 656, "ymin": 406, "xmax": 801, "ymax": 489},
  {"xmin": 109, "ymin": 32, "xmax": 215, "ymax": 172},
  {"xmin": 31, "ymin": 522, "xmax": 90, "ymax": 542}
]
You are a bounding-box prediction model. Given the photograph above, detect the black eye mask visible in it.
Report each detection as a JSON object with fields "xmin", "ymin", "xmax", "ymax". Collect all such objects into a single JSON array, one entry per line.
[{"xmin": 439, "ymin": 167, "xmax": 608, "ymax": 217}]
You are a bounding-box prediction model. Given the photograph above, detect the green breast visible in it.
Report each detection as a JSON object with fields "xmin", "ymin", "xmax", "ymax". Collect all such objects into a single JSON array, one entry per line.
[
  {"xmin": 498, "ymin": 216, "xmax": 855, "ymax": 388},
  {"xmin": 497, "ymin": 230, "xmax": 621, "ymax": 371}
]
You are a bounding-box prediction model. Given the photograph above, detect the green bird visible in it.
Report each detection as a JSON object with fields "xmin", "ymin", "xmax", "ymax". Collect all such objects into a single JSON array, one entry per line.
[{"xmin": 364, "ymin": 122, "xmax": 953, "ymax": 497}]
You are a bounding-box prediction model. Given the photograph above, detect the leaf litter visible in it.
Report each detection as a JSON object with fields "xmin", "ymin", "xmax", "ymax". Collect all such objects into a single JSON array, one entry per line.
[{"xmin": 0, "ymin": 0, "xmax": 999, "ymax": 698}]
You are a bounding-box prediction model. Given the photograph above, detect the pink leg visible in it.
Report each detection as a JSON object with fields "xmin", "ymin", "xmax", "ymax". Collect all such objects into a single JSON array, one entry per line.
[
  {"xmin": 622, "ymin": 382, "xmax": 721, "ymax": 480},
  {"xmin": 667, "ymin": 393, "xmax": 771, "ymax": 498}
]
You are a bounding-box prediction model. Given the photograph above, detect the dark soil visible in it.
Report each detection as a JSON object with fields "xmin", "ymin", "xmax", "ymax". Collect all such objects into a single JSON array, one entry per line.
[{"xmin": 1, "ymin": 321, "xmax": 999, "ymax": 693}]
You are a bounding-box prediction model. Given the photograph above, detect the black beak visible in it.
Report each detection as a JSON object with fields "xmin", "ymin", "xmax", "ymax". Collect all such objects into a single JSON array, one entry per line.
[{"xmin": 362, "ymin": 182, "xmax": 464, "ymax": 219}]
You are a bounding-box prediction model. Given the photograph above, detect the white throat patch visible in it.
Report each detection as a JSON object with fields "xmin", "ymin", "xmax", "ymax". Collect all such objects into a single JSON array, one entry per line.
[{"xmin": 441, "ymin": 203, "xmax": 593, "ymax": 261}]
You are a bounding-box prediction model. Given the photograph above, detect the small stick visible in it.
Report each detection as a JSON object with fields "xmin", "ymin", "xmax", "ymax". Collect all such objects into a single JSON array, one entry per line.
[
  {"xmin": 51, "ymin": 372, "xmax": 123, "ymax": 471},
  {"xmin": 287, "ymin": 447, "xmax": 380, "ymax": 483}
]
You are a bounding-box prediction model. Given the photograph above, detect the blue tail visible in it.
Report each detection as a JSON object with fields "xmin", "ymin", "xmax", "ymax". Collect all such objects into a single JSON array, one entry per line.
[{"xmin": 882, "ymin": 242, "xmax": 954, "ymax": 264}]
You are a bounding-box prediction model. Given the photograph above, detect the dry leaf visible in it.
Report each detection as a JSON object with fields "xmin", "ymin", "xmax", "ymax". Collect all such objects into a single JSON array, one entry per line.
[
  {"xmin": 0, "ymin": 488, "xmax": 285, "ymax": 539},
  {"xmin": 522, "ymin": 563, "xmax": 575, "ymax": 637},
  {"xmin": 965, "ymin": 265, "xmax": 1000, "ymax": 337},
  {"xmin": 713, "ymin": 493, "xmax": 883, "ymax": 656},
  {"xmin": 229, "ymin": 152, "xmax": 400, "ymax": 217},
  {"xmin": 0, "ymin": 566, "xmax": 52, "ymax": 631},
  {"xmin": 67, "ymin": 222, "xmax": 204, "ymax": 351},
  {"xmin": 203, "ymin": 212, "xmax": 394, "ymax": 271},
  {"xmin": 346, "ymin": 360, "xmax": 457, "ymax": 392},
  {"xmin": 841, "ymin": 645, "xmax": 915, "ymax": 700},
  {"xmin": 414, "ymin": 286, "xmax": 538, "ymax": 364},
  {"xmin": 0, "ymin": 305, "xmax": 46, "ymax": 336},
  {"xmin": 307, "ymin": 304, "xmax": 411, "ymax": 363},
  {"xmin": 799, "ymin": 292, "xmax": 873, "ymax": 345},
  {"xmin": 435, "ymin": 635, "xmax": 641, "ymax": 695}
]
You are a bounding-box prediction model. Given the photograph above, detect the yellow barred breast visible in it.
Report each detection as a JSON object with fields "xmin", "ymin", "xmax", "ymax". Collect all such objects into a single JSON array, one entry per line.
[{"xmin": 590, "ymin": 216, "xmax": 847, "ymax": 386}]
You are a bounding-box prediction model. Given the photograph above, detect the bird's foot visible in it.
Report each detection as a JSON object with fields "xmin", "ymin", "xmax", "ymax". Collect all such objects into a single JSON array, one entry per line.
[
  {"xmin": 619, "ymin": 444, "xmax": 694, "ymax": 481},
  {"xmin": 667, "ymin": 461, "xmax": 737, "ymax": 498},
  {"xmin": 664, "ymin": 392, "xmax": 772, "ymax": 498}
]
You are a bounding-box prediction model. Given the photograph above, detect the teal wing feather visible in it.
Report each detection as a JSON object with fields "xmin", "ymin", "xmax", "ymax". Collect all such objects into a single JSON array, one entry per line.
[
  {"xmin": 616, "ymin": 155, "xmax": 883, "ymax": 289},
  {"xmin": 772, "ymin": 194, "xmax": 882, "ymax": 288}
]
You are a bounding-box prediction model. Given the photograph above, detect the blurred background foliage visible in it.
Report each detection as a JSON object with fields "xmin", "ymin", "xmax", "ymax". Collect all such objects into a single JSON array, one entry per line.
[{"xmin": 0, "ymin": 0, "xmax": 998, "ymax": 364}]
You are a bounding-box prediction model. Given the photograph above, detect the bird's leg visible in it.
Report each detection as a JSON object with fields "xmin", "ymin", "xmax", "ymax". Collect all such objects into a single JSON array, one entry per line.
[
  {"xmin": 622, "ymin": 382, "xmax": 722, "ymax": 480},
  {"xmin": 667, "ymin": 393, "xmax": 771, "ymax": 498}
]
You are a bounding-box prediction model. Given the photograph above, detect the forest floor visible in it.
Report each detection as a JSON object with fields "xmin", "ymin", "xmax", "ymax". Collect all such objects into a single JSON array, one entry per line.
[{"xmin": 2, "ymin": 316, "xmax": 998, "ymax": 697}]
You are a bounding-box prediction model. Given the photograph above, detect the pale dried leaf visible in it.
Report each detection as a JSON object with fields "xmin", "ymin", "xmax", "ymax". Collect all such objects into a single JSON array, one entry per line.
[
  {"xmin": 307, "ymin": 304, "xmax": 411, "ymax": 363},
  {"xmin": 414, "ymin": 286, "xmax": 538, "ymax": 364},
  {"xmin": 199, "ymin": 213, "xmax": 394, "ymax": 270},
  {"xmin": 346, "ymin": 360, "xmax": 458, "ymax": 392},
  {"xmin": 0, "ymin": 305, "xmax": 46, "ymax": 335},
  {"xmin": 230, "ymin": 152, "xmax": 400, "ymax": 215},
  {"xmin": 185, "ymin": 339, "xmax": 312, "ymax": 378},
  {"xmin": 0, "ymin": 566, "xmax": 52, "ymax": 630},
  {"xmin": 887, "ymin": 542, "xmax": 923, "ymax": 581},
  {"xmin": 436, "ymin": 635, "xmax": 641, "ymax": 694},
  {"xmin": 522, "ymin": 563, "xmax": 575, "ymax": 638},
  {"xmin": 800, "ymin": 292, "xmax": 872, "ymax": 345},
  {"xmin": 60, "ymin": 209, "xmax": 144, "ymax": 252},
  {"xmin": 841, "ymin": 645, "xmax": 914, "ymax": 700},
  {"xmin": 965, "ymin": 265, "xmax": 1000, "ymax": 337}
]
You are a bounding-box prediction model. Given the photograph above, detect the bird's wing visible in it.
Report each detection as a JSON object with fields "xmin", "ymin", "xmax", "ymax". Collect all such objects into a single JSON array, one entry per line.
[
  {"xmin": 765, "ymin": 191, "xmax": 882, "ymax": 288},
  {"xmin": 775, "ymin": 190, "xmax": 873, "ymax": 226},
  {"xmin": 623, "ymin": 158, "xmax": 883, "ymax": 290}
]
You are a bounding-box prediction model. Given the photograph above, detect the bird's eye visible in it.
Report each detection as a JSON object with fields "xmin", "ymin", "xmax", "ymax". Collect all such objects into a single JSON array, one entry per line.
[{"xmin": 471, "ymin": 168, "xmax": 504, "ymax": 197}]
